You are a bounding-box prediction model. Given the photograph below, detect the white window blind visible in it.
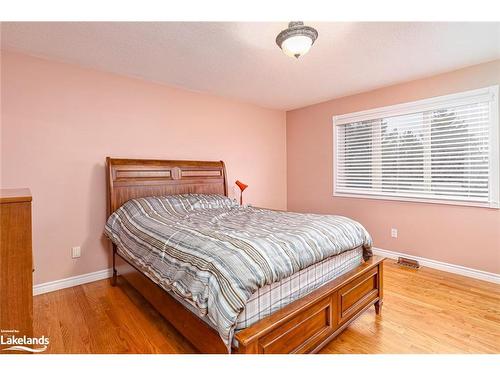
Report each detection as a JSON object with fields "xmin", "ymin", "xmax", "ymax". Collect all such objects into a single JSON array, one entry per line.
[{"xmin": 333, "ymin": 86, "xmax": 499, "ymax": 208}]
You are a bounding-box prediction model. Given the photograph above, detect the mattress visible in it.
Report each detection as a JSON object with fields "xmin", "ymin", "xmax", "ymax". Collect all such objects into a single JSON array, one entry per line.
[{"xmin": 234, "ymin": 246, "xmax": 363, "ymax": 331}]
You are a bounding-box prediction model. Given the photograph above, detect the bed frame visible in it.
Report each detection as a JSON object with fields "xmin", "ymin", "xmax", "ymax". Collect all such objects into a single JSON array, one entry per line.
[{"xmin": 106, "ymin": 157, "xmax": 384, "ymax": 354}]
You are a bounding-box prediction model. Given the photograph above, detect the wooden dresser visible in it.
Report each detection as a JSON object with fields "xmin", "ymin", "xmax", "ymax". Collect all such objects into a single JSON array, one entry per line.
[{"xmin": 0, "ymin": 188, "xmax": 33, "ymax": 351}]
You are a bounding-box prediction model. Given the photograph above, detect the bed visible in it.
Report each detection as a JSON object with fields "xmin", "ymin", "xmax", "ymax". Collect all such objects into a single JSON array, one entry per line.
[{"xmin": 105, "ymin": 158, "xmax": 384, "ymax": 354}]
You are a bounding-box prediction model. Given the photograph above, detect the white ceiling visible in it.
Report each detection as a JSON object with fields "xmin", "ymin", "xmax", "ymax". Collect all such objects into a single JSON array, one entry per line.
[{"xmin": 2, "ymin": 22, "xmax": 500, "ymax": 110}]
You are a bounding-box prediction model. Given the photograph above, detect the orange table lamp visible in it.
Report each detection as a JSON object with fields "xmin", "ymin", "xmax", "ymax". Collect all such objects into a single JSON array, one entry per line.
[{"xmin": 235, "ymin": 180, "xmax": 248, "ymax": 205}]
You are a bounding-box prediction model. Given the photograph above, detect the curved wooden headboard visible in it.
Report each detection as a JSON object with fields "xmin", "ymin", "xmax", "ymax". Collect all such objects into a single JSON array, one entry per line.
[{"xmin": 106, "ymin": 157, "xmax": 228, "ymax": 215}]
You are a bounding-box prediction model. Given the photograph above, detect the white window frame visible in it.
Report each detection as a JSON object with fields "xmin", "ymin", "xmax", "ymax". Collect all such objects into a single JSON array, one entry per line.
[{"xmin": 333, "ymin": 85, "xmax": 499, "ymax": 208}]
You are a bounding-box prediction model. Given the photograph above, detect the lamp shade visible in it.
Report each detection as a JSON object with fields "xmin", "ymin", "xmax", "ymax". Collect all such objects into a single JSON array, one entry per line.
[
  {"xmin": 276, "ymin": 22, "xmax": 318, "ymax": 59},
  {"xmin": 235, "ymin": 180, "xmax": 248, "ymax": 192},
  {"xmin": 235, "ymin": 180, "xmax": 248, "ymax": 205},
  {"xmin": 283, "ymin": 36, "xmax": 312, "ymax": 57}
]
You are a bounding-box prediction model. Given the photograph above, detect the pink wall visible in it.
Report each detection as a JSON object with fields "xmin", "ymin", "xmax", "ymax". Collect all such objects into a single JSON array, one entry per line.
[
  {"xmin": 1, "ymin": 50, "xmax": 287, "ymax": 284},
  {"xmin": 287, "ymin": 60, "xmax": 500, "ymax": 274},
  {"xmin": 2, "ymin": 49, "xmax": 498, "ymax": 284}
]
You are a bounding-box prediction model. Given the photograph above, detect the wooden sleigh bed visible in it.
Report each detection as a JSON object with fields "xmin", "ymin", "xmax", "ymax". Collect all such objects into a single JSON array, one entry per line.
[{"xmin": 106, "ymin": 157, "xmax": 384, "ymax": 354}]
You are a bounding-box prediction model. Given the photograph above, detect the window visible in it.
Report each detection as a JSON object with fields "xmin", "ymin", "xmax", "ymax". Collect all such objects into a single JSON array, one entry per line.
[{"xmin": 333, "ymin": 86, "xmax": 499, "ymax": 208}]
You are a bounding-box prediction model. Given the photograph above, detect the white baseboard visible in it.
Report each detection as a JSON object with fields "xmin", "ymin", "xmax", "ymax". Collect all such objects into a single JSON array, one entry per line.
[
  {"xmin": 33, "ymin": 268, "xmax": 113, "ymax": 296},
  {"xmin": 372, "ymin": 247, "xmax": 500, "ymax": 284}
]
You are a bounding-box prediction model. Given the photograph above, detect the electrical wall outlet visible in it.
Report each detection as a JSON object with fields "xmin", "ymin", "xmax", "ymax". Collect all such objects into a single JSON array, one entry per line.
[
  {"xmin": 391, "ymin": 228, "xmax": 398, "ymax": 238},
  {"xmin": 71, "ymin": 246, "xmax": 81, "ymax": 258}
]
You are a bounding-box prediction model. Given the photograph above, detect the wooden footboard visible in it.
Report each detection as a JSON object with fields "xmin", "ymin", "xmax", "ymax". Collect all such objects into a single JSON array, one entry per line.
[{"xmin": 234, "ymin": 256, "xmax": 384, "ymax": 354}]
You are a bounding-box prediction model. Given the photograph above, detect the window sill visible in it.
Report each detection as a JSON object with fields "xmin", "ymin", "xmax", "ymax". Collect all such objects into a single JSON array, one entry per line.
[{"xmin": 332, "ymin": 191, "xmax": 499, "ymax": 209}]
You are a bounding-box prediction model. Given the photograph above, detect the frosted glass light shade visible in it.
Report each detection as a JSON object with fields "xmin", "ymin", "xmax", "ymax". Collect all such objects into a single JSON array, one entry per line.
[{"xmin": 281, "ymin": 35, "xmax": 313, "ymax": 58}]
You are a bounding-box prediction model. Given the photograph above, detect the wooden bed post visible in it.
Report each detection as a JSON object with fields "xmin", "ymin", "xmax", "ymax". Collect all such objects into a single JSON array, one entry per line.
[
  {"xmin": 374, "ymin": 261, "xmax": 384, "ymax": 314},
  {"xmin": 106, "ymin": 156, "xmax": 118, "ymax": 287},
  {"xmin": 111, "ymin": 244, "xmax": 118, "ymax": 286}
]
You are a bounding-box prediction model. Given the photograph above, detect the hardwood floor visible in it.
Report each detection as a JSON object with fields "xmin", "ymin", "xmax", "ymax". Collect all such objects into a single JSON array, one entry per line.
[{"xmin": 33, "ymin": 260, "xmax": 500, "ymax": 354}]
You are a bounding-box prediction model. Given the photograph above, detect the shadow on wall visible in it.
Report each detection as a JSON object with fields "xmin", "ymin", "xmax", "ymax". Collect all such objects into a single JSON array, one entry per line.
[{"xmin": 81, "ymin": 162, "xmax": 112, "ymax": 273}]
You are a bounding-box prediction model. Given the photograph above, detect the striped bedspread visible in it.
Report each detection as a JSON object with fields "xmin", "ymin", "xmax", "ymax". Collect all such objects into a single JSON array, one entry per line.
[{"xmin": 104, "ymin": 194, "xmax": 372, "ymax": 349}]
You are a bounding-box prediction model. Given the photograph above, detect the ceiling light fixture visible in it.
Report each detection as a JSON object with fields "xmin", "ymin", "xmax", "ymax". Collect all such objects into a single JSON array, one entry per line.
[{"xmin": 276, "ymin": 22, "xmax": 318, "ymax": 59}]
